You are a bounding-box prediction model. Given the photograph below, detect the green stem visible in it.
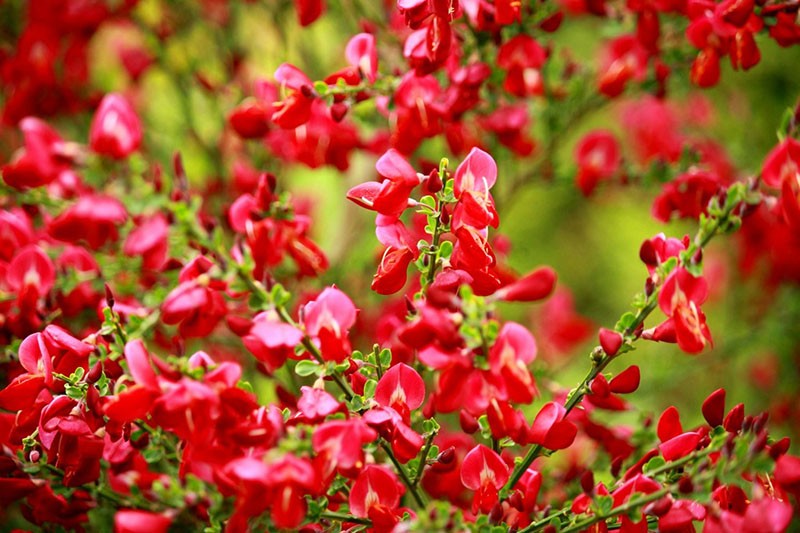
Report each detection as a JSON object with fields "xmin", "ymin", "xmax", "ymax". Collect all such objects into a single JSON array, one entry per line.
[
  {"xmin": 319, "ymin": 511, "xmax": 371, "ymax": 526},
  {"xmin": 411, "ymin": 432, "xmax": 437, "ymax": 488},
  {"xmin": 519, "ymin": 445, "xmax": 725, "ymax": 533},
  {"xmin": 381, "ymin": 440, "xmax": 426, "ymax": 509},
  {"xmin": 502, "ymin": 185, "xmax": 748, "ymax": 496}
]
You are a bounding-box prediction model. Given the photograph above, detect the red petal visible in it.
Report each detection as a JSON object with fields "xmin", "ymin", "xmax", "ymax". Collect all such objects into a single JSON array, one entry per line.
[
  {"xmin": 599, "ymin": 328, "xmax": 624, "ymax": 357},
  {"xmin": 609, "ymin": 365, "xmax": 640, "ymax": 394},
  {"xmin": 657, "ymin": 406, "xmax": 683, "ymax": 442},
  {"xmin": 659, "ymin": 432, "xmax": 701, "ymax": 461},
  {"xmin": 701, "ymin": 388, "xmax": 726, "ymax": 427}
]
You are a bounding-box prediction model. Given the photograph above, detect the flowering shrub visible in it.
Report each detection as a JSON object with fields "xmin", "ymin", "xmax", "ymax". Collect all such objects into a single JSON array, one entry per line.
[{"xmin": 1, "ymin": 0, "xmax": 800, "ymax": 532}]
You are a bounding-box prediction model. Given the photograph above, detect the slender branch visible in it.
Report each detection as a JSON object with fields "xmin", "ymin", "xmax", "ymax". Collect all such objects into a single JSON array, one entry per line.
[
  {"xmin": 381, "ymin": 440, "xmax": 426, "ymax": 508},
  {"xmin": 411, "ymin": 432, "xmax": 437, "ymax": 488},
  {"xmin": 502, "ymin": 183, "xmax": 752, "ymax": 495},
  {"xmin": 319, "ymin": 511, "xmax": 371, "ymax": 526}
]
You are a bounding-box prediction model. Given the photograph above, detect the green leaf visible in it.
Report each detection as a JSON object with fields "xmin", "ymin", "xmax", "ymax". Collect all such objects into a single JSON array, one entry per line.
[
  {"xmin": 643, "ymin": 456, "xmax": 667, "ymax": 476},
  {"xmin": 313, "ymin": 81, "xmax": 329, "ymax": 95},
  {"xmin": 422, "ymin": 418, "xmax": 440, "ymax": 434},
  {"xmin": 364, "ymin": 379, "xmax": 377, "ymax": 399},
  {"xmin": 295, "ymin": 360, "xmax": 321, "ymax": 377},
  {"xmin": 419, "ymin": 195, "xmax": 437, "ymax": 210},
  {"xmin": 593, "ymin": 494, "xmax": 614, "ymax": 515},
  {"xmin": 379, "ymin": 348, "xmax": 392, "ymax": 368},
  {"xmin": 615, "ymin": 312, "xmax": 637, "ymax": 332}
]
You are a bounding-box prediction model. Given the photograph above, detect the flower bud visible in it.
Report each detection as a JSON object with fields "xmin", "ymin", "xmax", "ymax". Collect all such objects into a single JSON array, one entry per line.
[
  {"xmin": 580, "ymin": 470, "xmax": 595, "ymax": 495},
  {"xmin": 426, "ymin": 168, "xmax": 443, "ymax": 193},
  {"xmin": 460, "ymin": 410, "xmax": 479, "ymax": 434},
  {"xmin": 330, "ymin": 102, "xmax": 348, "ymax": 122},
  {"xmin": 437, "ymin": 446, "xmax": 455, "ymax": 464},
  {"xmin": 599, "ymin": 328, "xmax": 623, "ymax": 356}
]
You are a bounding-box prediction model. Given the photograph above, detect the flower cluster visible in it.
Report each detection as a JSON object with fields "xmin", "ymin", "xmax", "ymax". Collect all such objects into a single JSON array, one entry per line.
[{"xmin": 0, "ymin": 1, "xmax": 799, "ymax": 532}]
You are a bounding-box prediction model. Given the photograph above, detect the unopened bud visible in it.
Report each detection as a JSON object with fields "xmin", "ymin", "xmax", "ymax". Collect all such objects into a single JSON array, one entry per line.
[
  {"xmin": 488, "ymin": 502, "xmax": 504, "ymax": 524},
  {"xmin": 459, "ymin": 410, "xmax": 479, "ymax": 434},
  {"xmin": 104, "ymin": 283, "xmax": 115, "ymax": 310},
  {"xmin": 750, "ymin": 431, "xmax": 768, "ymax": 455},
  {"xmin": 440, "ymin": 205, "xmax": 450, "ymax": 225},
  {"xmin": 29, "ymin": 450, "xmax": 40, "ymax": 462},
  {"xmin": 300, "ymin": 84, "xmax": 315, "ymax": 98},
  {"xmin": 769, "ymin": 437, "xmax": 791, "ymax": 460},
  {"xmin": 678, "ymin": 475, "xmax": 694, "ymax": 494},
  {"xmin": 644, "ymin": 495, "xmax": 673, "ymax": 516},
  {"xmin": 405, "ymin": 295, "xmax": 417, "ymax": 316},
  {"xmin": 752, "ymin": 412, "xmax": 769, "ymax": 434},
  {"xmin": 580, "ymin": 470, "xmax": 595, "ymax": 495},
  {"xmin": 330, "ymin": 102, "xmax": 348, "ymax": 122},
  {"xmin": 426, "ymin": 168, "xmax": 443, "ymax": 193},
  {"xmin": 437, "ymin": 446, "xmax": 455, "ymax": 465},
  {"xmin": 85, "ymin": 361, "xmax": 103, "ymax": 384},
  {"xmin": 508, "ymin": 490, "xmax": 524, "ymax": 511}
]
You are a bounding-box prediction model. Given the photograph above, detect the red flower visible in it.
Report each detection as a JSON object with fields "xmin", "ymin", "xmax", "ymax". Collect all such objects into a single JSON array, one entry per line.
[
  {"xmin": 114, "ymin": 510, "xmax": 172, "ymax": 533},
  {"xmin": 89, "ymin": 93, "xmax": 142, "ymax": 159},
  {"xmin": 296, "ymin": 0, "xmax": 325, "ymax": 26},
  {"xmin": 313, "ymin": 419, "xmax": 377, "ymax": 479},
  {"xmin": 349, "ymin": 465, "xmax": 405, "ymax": 531},
  {"xmin": 657, "ymin": 406, "xmax": 702, "ymax": 461},
  {"xmin": 374, "ymin": 363, "xmax": 425, "ymax": 421},
  {"xmin": 652, "ymin": 170, "xmax": 725, "ymax": 222},
  {"xmin": 496, "ymin": 266, "xmax": 557, "ymax": 302},
  {"xmin": 529, "ymin": 401, "xmax": 578, "ymax": 450},
  {"xmin": 574, "ymin": 130, "xmax": 621, "ymax": 196},
  {"xmin": 346, "ymin": 33, "xmax": 378, "ymax": 83},
  {"xmin": 123, "ymin": 214, "xmax": 169, "ymax": 271},
  {"xmin": 242, "ymin": 312, "xmax": 304, "ymax": 372},
  {"xmin": 347, "ymin": 149, "xmax": 421, "ymax": 219},
  {"xmin": 488, "ymin": 322, "xmax": 539, "ymax": 404},
  {"xmin": 161, "ymin": 256, "xmax": 227, "ymax": 339},
  {"xmin": 657, "ymin": 267, "xmax": 713, "ymax": 354},
  {"xmin": 762, "ymin": 138, "xmax": 800, "ymax": 189},
  {"xmin": 48, "ymin": 195, "xmax": 128, "ymax": 249},
  {"xmin": 460, "ymin": 444, "xmax": 510, "ymax": 513},
  {"xmin": 371, "ymin": 246, "xmax": 416, "ymax": 295},
  {"xmin": 598, "ymin": 35, "xmax": 649, "ymax": 97},
  {"xmin": 302, "ymin": 287, "xmax": 357, "ymax": 362},
  {"xmin": 2, "ymin": 117, "xmax": 73, "ymax": 190},
  {"xmin": 271, "ymin": 64, "xmax": 314, "ymax": 129},
  {"xmin": 497, "ymin": 35, "xmax": 548, "ymax": 97}
]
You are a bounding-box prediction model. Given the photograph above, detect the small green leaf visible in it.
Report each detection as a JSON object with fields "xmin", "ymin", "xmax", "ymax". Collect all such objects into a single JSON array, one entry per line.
[
  {"xmin": 313, "ymin": 81, "xmax": 329, "ymax": 95},
  {"xmin": 295, "ymin": 360, "xmax": 321, "ymax": 377},
  {"xmin": 593, "ymin": 494, "xmax": 614, "ymax": 515},
  {"xmin": 379, "ymin": 348, "xmax": 392, "ymax": 368},
  {"xmin": 643, "ymin": 456, "xmax": 667, "ymax": 475},
  {"xmin": 364, "ymin": 379, "xmax": 377, "ymax": 399}
]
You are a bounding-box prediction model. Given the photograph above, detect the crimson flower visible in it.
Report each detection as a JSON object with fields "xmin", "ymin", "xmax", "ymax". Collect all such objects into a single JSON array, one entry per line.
[
  {"xmin": 302, "ymin": 287, "xmax": 357, "ymax": 362},
  {"xmin": 374, "ymin": 363, "xmax": 425, "ymax": 422},
  {"xmin": 528, "ymin": 401, "xmax": 578, "ymax": 450},
  {"xmin": 346, "ymin": 33, "xmax": 378, "ymax": 83},
  {"xmin": 460, "ymin": 444, "xmax": 510, "ymax": 513},
  {"xmin": 271, "ymin": 64, "xmax": 314, "ymax": 129},
  {"xmin": 349, "ymin": 465, "xmax": 406, "ymax": 531},
  {"xmin": 497, "ymin": 35, "xmax": 547, "ymax": 97},
  {"xmin": 114, "ymin": 510, "xmax": 172, "ymax": 533},
  {"xmin": 48, "ymin": 195, "xmax": 128, "ymax": 249},
  {"xmin": 574, "ymin": 130, "xmax": 621, "ymax": 196},
  {"xmin": 2, "ymin": 117, "xmax": 73, "ymax": 189},
  {"xmin": 161, "ymin": 256, "xmax": 227, "ymax": 339},
  {"xmin": 657, "ymin": 406, "xmax": 702, "ymax": 461},
  {"xmin": 656, "ymin": 267, "xmax": 713, "ymax": 354},
  {"xmin": 89, "ymin": 93, "xmax": 142, "ymax": 159}
]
